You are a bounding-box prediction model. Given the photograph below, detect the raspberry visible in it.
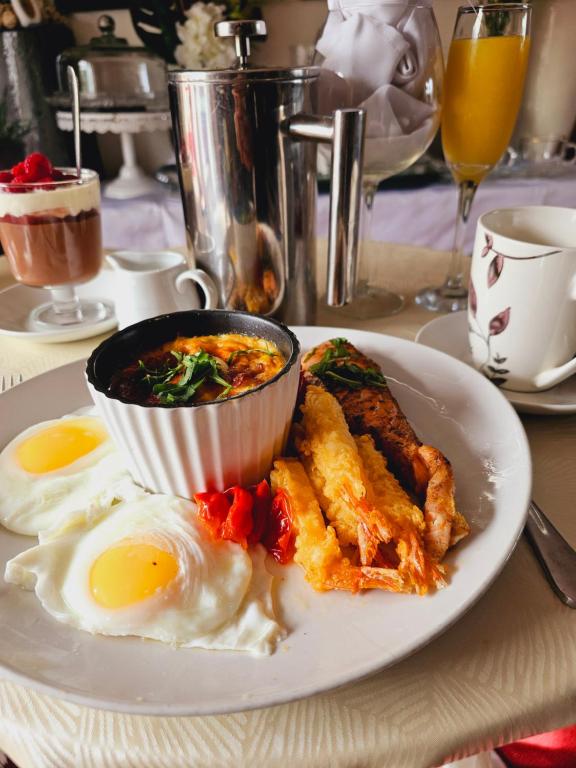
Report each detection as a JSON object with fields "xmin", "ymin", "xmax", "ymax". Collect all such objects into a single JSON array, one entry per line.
[
  {"xmin": 24, "ymin": 152, "xmax": 53, "ymax": 181},
  {"xmin": 11, "ymin": 161, "xmax": 26, "ymax": 177},
  {"xmin": 7, "ymin": 154, "xmax": 57, "ymax": 190}
]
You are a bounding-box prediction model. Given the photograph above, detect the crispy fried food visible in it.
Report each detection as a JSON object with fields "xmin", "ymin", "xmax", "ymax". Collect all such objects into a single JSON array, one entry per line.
[
  {"xmin": 302, "ymin": 339, "xmax": 428, "ymax": 496},
  {"xmin": 302, "ymin": 339, "xmax": 468, "ymax": 561},
  {"xmin": 355, "ymin": 436, "xmax": 446, "ymax": 594},
  {"xmin": 271, "ymin": 458, "xmax": 407, "ymax": 593},
  {"xmin": 417, "ymin": 445, "xmax": 453, "ymax": 560},
  {"xmin": 290, "ymin": 385, "xmax": 446, "ymax": 594},
  {"xmin": 451, "ymin": 511, "xmax": 471, "ymax": 547},
  {"xmin": 293, "ymin": 383, "xmax": 396, "ymax": 565}
]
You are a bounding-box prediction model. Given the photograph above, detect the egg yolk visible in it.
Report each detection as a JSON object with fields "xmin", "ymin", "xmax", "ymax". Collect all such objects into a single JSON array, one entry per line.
[
  {"xmin": 16, "ymin": 418, "xmax": 108, "ymax": 474},
  {"xmin": 89, "ymin": 543, "xmax": 178, "ymax": 609}
]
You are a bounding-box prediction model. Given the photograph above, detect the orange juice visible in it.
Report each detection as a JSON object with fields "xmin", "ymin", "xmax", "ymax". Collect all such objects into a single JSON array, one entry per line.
[{"xmin": 442, "ymin": 35, "xmax": 531, "ymax": 184}]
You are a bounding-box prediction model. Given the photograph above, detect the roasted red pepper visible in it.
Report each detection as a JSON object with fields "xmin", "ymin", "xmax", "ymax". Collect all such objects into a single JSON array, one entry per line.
[
  {"xmin": 194, "ymin": 480, "xmax": 294, "ymax": 563},
  {"xmin": 248, "ymin": 479, "xmax": 272, "ymax": 546},
  {"xmin": 263, "ymin": 489, "xmax": 295, "ymax": 564},
  {"xmin": 194, "ymin": 490, "xmax": 230, "ymax": 539},
  {"xmin": 221, "ymin": 486, "xmax": 254, "ymax": 548}
]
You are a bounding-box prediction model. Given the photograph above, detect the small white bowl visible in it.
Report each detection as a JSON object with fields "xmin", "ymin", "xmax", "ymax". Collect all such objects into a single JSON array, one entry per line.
[{"xmin": 85, "ymin": 310, "xmax": 301, "ymax": 497}]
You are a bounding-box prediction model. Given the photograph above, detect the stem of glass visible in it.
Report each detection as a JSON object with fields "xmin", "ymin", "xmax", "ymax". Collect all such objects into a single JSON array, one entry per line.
[
  {"xmin": 443, "ymin": 179, "xmax": 478, "ymax": 297},
  {"xmin": 48, "ymin": 286, "xmax": 84, "ymax": 324},
  {"xmin": 354, "ymin": 180, "xmax": 378, "ymax": 299}
]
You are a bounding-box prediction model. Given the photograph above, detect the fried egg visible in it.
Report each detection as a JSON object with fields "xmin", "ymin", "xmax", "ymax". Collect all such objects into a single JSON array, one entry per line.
[
  {"xmin": 5, "ymin": 494, "xmax": 283, "ymax": 654},
  {"xmin": 0, "ymin": 413, "xmax": 141, "ymax": 536}
]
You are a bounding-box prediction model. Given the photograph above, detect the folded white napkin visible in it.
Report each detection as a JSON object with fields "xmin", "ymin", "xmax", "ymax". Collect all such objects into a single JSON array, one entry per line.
[{"xmin": 315, "ymin": 0, "xmax": 437, "ymax": 174}]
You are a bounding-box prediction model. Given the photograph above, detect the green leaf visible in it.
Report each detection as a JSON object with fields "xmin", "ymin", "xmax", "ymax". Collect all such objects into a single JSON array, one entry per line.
[
  {"xmin": 138, "ymin": 347, "xmax": 236, "ymax": 405},
  {"xmin": 324, "ymin": 371, "xmax": 363, "ymax": 389},
  {"xmin": 309, "ymin": 339, "xmax": 388, "ymax": 390}
]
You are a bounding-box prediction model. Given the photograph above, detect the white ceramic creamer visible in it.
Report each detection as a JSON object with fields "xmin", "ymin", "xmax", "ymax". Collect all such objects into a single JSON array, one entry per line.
[{"xmin": 106, "ymin": 250, "xmax": 218, "ymax": 329}]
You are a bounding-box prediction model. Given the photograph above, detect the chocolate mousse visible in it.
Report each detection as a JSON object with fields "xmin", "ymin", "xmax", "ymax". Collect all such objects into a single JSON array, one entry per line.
[
  {"xmin": 0, "ymin": 154, "xmax": 102, "ymax": 288},
  {"xmin": 0, "ymin": 208, "xmax": 102, "ymax": 287}
]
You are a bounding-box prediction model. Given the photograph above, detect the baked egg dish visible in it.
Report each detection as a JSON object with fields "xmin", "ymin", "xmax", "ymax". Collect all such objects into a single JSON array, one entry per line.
[{"xmin": 109, "ymin": 333, "xmax": 286, "ymax": 406}]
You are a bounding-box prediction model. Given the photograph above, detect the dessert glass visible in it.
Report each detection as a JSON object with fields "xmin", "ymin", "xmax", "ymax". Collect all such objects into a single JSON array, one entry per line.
[{"xmin": 0, "ymin": 169, "xmax": 112, "ymax": 328}]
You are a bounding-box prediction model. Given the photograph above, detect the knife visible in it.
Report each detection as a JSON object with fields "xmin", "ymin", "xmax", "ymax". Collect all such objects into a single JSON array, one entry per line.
[{"xmin": 525, "ymin": 500, "xmax": 576, "ymax": 608}]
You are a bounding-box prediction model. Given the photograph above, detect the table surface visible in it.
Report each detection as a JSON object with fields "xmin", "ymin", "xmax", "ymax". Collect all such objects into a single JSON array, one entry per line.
[{"xmin": 0, "ymin": 243, "xmax": 575, "ymax": 768}]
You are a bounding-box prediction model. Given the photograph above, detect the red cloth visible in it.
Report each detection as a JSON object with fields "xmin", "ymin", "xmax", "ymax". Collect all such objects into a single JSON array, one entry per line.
[{"xmin": 497, "ymin": 723, "xmax": 576, "ymax": 767}]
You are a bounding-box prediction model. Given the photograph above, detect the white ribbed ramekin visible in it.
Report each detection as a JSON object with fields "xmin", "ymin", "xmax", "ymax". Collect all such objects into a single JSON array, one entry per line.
[{"xmin": 86, "ymin": 310, "xmax": 300, "ymax": 497}]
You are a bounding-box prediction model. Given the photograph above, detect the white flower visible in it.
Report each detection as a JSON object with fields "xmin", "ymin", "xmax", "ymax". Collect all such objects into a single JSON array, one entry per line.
[{"xmin": 175, "ymin": 3, "xmax": 236, "ymax": 70}]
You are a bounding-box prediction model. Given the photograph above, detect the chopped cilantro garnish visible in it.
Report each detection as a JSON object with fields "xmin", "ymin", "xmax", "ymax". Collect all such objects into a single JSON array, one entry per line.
[
  {"xmin": 138, "ymin": 349, "xmax": 232, "ymax": 404},
  {"xmin": 309, "ymin": 338, "xmax": 387, "ymax": 389}
]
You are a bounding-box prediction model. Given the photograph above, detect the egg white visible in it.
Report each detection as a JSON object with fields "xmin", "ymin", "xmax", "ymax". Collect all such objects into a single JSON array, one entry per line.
[
  {"xmin": 0, "ymin": 413, "xmax": 143, "ymax": 536},
  {"xmin": 5, "ymin": 494, "xmax": 283, "ymax": 655}
]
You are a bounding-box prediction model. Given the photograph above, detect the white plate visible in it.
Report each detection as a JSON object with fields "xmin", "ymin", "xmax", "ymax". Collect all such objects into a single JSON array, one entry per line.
[
  {"xmin": 0, "ymin": 272, "xmax": 117, "ymax": 343},
  {"xmin": 0, "ymin": 327, "xmax": 531, "ymax": 716},
  {"xmin": 416, "ymin": 312, "xmax": 576, "ymax": 415}
]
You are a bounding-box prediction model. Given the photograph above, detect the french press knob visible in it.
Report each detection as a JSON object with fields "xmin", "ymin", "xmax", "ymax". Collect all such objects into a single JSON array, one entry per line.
[
  {"xmin": 215, "ymin": 19, "xmax": 266, "ymax": 68},
  {"xmin": 214, "ymin": 19, "xmax": 365, "ymax": 306}
]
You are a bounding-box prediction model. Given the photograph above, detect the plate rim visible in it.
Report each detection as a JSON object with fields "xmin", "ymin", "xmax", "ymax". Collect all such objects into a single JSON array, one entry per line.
[{"xmin": 0, "ymin": 328, "xmax": 532, "ymax": 716}]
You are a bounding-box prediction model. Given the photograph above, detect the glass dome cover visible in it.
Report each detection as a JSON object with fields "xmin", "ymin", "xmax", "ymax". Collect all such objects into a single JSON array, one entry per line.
[{"xmin": 54, "ymin": 15, "xmax": 168, "ymax": 112}]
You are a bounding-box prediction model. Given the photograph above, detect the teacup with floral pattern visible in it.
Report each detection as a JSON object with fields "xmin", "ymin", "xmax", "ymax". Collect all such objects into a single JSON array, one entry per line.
[{"xmin": 468, "ymin": 206, "xmax": 576, "ymax": 392}]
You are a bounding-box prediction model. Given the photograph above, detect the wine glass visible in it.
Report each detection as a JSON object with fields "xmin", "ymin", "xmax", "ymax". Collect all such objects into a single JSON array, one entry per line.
[
  {"xmin": 314, "ymin": 1, "xmax": 443, "ymax": 318},
  {"xmin": 415, "ymin": 2, "xmax": 531, "ymax": 313},
  {"xmin": 0, "ymin": 169, "xmax": 112, "ymax": 328}
]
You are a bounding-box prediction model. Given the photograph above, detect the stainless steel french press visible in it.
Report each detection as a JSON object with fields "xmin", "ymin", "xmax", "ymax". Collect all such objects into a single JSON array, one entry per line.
[{"xmin": 169, "ymin": 20, "xmax": 365, "ymax": 325}]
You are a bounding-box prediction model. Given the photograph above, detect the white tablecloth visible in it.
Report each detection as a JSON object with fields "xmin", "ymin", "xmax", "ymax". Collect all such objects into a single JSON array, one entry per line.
[
  {"xmin": 102, "ymin": 175, "xmax": 576, "ymax": 253},
  {"xmin": 0, "ymin": 243, "xmax": 575, "ymax": 768}
]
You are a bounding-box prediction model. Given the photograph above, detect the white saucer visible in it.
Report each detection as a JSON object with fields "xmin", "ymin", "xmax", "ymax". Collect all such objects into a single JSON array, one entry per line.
[
  {"xmin": 416, "ymin": 311, "xmax": 576, "ymax": 415},
  {"xmin": 0, "ymin": 271, "xmax": 117, "ymax": 343}
]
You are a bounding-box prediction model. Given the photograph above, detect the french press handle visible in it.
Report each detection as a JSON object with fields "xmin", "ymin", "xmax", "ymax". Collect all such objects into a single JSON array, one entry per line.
[{"xmin": 287, "ymin": 110, "xmax": 366, "ymax": 306}]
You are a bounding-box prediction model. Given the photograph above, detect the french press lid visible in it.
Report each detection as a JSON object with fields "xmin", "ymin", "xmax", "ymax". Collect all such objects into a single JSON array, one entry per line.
[{"xmin": 168, "ymin": 19, "xmax": 319, "ymax": 83}]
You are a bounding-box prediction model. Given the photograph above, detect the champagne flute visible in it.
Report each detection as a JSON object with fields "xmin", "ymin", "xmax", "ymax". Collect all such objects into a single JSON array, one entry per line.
[
  {"xmin": 314, "ymin": 1, "xmax": 443, "ymax": 318},
  {"xmin": 416, "ymin": 2, "xmax": 531, "ymax": 313}
]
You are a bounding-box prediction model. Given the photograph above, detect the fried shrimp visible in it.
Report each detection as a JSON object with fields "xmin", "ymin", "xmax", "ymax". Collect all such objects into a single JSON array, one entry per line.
[
  {"xmin": 270, "ymin": 458, "xmax": 407, "ymax": 594},
  {"xmin": 301, "ymin": 340, "xmax": 428, "ymax": 496},
  {"xmin": 301, "ymin": 338, "xmax": 469, "ymax": 561},
  {"xmin": 356, "ymin": 436, "xmax": 446, "ymax": 593},
  {"xmin": 418, "ymin": 445, "xmax": 469, "ymax": 560},
  {"xmin": 293, "ymin": 384, "xmax": 394, "ymax": 564}
]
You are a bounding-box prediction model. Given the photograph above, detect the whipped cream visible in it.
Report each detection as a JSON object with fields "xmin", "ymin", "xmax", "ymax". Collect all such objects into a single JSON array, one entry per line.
[{"xmin": 0, "ymin": 175, "xmax": 100, "ymax": 219}]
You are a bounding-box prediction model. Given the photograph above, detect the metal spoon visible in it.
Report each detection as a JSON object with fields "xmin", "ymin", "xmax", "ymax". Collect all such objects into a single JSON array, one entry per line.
[
  {"xmin": 525, "ymin": 500, "xmax": 576, "ymax": 608},
  {"xmin": 66, "ymin": 65, "xmax": 82, "ymax": 180}
]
